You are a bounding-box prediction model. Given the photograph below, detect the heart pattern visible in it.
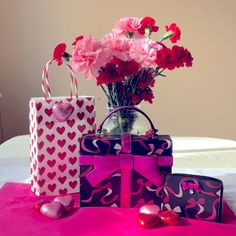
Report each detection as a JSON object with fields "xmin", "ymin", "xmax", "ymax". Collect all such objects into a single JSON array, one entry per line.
[{"xmin": 29, "ymin": 96, "xmax": 95, "ymax": 196}]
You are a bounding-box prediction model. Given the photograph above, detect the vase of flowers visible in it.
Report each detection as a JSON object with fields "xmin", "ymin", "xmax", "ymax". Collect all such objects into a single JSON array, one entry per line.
[{"xmin": 54, "ymin": 16, "xmax": 193, "ymax": 135}]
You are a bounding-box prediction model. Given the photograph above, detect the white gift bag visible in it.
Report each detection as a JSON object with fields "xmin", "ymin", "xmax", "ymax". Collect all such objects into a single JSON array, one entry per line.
[{"xmin": 29, "ymin": 58, "xmax": 96, "ymax": 196}]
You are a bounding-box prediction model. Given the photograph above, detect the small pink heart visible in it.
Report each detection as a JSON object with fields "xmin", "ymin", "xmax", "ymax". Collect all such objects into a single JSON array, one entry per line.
[
  {"xmin": 40, "ymin": 201, "xmax": 64, "ymax": 219},
  {"xmin": 54, "ymin": 195, "xmax": 75, "ymax": 212},
  {"xmin": 33, "ymin": 199, "xmax": 50, "ymax": 212},
  {"xmin": 53, "ymin": 102, "xmax": 74, "ymax": 122}
]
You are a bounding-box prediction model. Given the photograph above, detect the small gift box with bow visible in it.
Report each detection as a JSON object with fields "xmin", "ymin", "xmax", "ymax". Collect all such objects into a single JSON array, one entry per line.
[
  {"xmin": 79, "ymin": 106, "xmax": 173, "ymax": 208},
  {"xmin": 162, "ymin": 173, "xmax": 224, "ymax": 222}
]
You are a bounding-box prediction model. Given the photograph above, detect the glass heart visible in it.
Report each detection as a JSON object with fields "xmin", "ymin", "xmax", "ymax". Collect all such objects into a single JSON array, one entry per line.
[{"xmin": 52, "ymin": 101, "xmax": 74, "ymax": 122}]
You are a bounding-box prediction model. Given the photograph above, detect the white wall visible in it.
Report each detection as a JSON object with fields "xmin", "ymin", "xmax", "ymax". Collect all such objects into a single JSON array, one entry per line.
[{"xmin": 0, "ymin": 0, "xmax": 236, "ymax": 141}]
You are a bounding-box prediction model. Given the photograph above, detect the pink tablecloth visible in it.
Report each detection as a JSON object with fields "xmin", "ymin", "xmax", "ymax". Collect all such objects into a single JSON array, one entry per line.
[{"xmin": 0, "ymin": 183, "xmax": 236, "ymax": 236}]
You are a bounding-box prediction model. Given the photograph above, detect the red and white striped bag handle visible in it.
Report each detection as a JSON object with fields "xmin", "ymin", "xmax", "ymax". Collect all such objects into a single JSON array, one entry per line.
[{"xmin": 41, "ymin": 58, "xmax": 78, "ymax": 99}]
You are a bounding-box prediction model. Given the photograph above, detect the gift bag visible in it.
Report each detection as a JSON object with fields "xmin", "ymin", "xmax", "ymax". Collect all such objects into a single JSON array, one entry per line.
[
  {"xmin": 79, "ymin": 106, "xmax": 173, "ymax": 207},
  {"xmin": 29, "ymin": 58, "xmax": 96, "ymax": 196},
  {"xmin": 162, "ymin": 173, "xmax": 224, "ymax": 222}
]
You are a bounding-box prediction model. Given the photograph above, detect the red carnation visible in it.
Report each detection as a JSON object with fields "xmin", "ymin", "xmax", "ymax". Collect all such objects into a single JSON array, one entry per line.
[
  {"xmin": 171, "ymin": 45, "xmax": 186, "ymax": 68},
  {"xmin": 183, "ymin": 48, "xmax": 193, "ymax": 67},
  {"xmin": 72, "ymin": 35, "xmax": 84, "ymax": 46},
  {"xmin": 172, "ymin": 45, "xmax": 193, "ymax": 68},
  {"xmin": 138, "ymin": 16, "xmax": 159, "ymax": 35},
  {"xmin": 156, "ymin": 47, "xmax": 175, "ymax": 70},
  {"xmin": 53, "ymin": 43, "xmax": 66, "ymax": 65},
  {"xmin": 132, "ymin": 94, "xmax": 142, "ymax": 105},
  {"xmin": 119, "ymin": 59, "xmax": 141, "ymax": 77},
  {"xmin": 137, "ymin": 68, "xmax": 155, "ymax": 89},
  {"xmin": 142, "ymin": 88, "xmax": 154, "ymax": 104},
  {"xmin": 150, "ymin": 79, "xmax": 155, "ymax": 87},
  {"xmin": 96, "ymin": 57, "xmax": 140, "ymax": 85},
  {"xmin": 165, "ymin": 23, "xmax": 181, "ymax": 43},
  {"xmin": 97, "ymin": 62, "xmax": 124, "ymax": 85}
]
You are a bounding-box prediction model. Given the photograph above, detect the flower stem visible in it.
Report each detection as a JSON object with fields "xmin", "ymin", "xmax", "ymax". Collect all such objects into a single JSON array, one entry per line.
[
  {"xmin": 107, "ymin": 84, "xmax": 116, "ymax": 107},
  {"xmin": 100, "ymin": 85, "xmax": 110, "ymax": 100}
]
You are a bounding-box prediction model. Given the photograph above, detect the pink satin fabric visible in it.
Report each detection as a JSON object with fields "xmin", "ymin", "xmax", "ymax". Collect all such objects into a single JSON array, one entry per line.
[{"xmin": 0, "ymin": 183, "xmax": 236, "ymax": 236}]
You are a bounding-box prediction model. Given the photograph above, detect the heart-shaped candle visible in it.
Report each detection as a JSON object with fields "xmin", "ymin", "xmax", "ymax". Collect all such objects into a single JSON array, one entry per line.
[
  {"xmin": 159, "ymin": 210, "xmax": 181, "ymax": 226},
  {"xmin": 136, "ymin": 213, "xmax": 160, "ymax": 228},
  {"xmin": 52, "ymin": 102, "xmax": 74, "ymax": 122},
  {"xmin": 40, "ymin": 201, "xmax": 64, "ymax": 219},
  {"xmin": 54, "ymin": 195, "xmax": 75, "ymax": 212},
  {"xmin": 33, "ymin": 199, "xmax": 50, "ymax": 212}
]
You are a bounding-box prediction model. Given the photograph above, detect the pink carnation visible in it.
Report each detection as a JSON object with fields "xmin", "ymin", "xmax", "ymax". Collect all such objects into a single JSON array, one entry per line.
[
  {"xmin": 129, "ymin": 39, "xmax": 163, "ymax": 67},
  {"xmin": 112, "ymin": 17, "xmax": 142, "ymax": 37},
  {"xmin": 102, "ymin": 33, "xmax": 131, "ymax": 61},
  {"xmin": 71, "ymin": 35, "xmax": 109, "ymax": 79}
]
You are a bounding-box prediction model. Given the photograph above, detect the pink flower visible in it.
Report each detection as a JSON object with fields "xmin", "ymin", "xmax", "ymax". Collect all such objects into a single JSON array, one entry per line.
[
  {"xmin": 112, "ymin": 17, "xmax": 142, "ymax": 37},
  {"xmin": 102, "ymin": 33, "xmax": 131, "ymax": 61},
  {"xmin": 129, "ymin": 39, "xmax": 163, "ymax": 67},
  {"xmin": 71, "ymin": 35, "xmax": 110, "ymax": 79}
]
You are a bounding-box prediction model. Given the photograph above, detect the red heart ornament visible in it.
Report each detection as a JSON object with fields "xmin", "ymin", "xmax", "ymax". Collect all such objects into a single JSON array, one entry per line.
[
  {"xmin": 136, "ymin": 213, "xmax": 160, "ymax": 228},
  {"xmin": 58, "ymin": 176, "xmax": 67, "ymax": 184},
  {"xmin": 53, "ymin": 102, "xmax": 74, "ymax": 122},
  {"xmin": 40, "ymin": 201, "xmax": 64, "ymax": 219},
  {"xmin": 159, "ymin": 210, "xmax": 181, "ymax": 226}
]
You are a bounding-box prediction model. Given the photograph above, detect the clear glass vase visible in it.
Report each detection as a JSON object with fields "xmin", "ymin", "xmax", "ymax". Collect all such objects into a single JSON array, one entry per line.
[{"xmin": 101, "ymin": 105, "xmax": 148, "ymax": 135}]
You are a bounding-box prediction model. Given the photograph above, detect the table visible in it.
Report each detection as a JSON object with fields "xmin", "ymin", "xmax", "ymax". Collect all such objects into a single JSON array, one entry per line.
[{"xmin": 0, "ymin": 135, "xmax": 236, "ymax": 235}]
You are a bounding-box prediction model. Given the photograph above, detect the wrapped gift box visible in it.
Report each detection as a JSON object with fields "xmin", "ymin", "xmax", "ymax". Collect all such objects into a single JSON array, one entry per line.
[{"xmin": 79, "ymin": 134, "xmax": 173, "ymax": 207}]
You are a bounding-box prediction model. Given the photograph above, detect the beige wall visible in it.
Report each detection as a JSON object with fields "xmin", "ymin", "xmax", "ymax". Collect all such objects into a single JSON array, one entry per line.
[{"xmin": 0, "ymin": 0, "xmax": 236, "ymax": 142}]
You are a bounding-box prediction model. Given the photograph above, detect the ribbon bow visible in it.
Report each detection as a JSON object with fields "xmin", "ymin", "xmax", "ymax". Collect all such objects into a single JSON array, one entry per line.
[
  {"xmin": 182, "ymin": 182, "xmax": 201, "ymax": 193},
  {"xmin": 82, "ymin": 154, "xmax": 164, "ymax": 188},
  {"xmin": 187, "ymin": 197, "xmax": 205, "ymax": 206}
]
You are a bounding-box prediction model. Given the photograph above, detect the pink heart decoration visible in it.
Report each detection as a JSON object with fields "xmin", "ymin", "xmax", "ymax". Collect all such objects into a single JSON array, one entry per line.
[
  {"xmin": 47, "ymin": 171, "xmax": 56, "ymax": 180},
  {"xmin": 56, "ymin": 127, "xmax": 65, "ymax": 135},
  {"xmin": 86, "ymin": 105, "xmax": 94, "ymax": 113},
  {"xmin": 58, "ymin": 164, "xmax": 67, "ymax": 172},
  {"xmin": 69, "ymin": 157, "xmax": 77, "ymax": 165},
  {"xmin": 58, "ymin": 176, "xmax": 67, "ymax": 184},
  {"xmin": 40, "ymin": 201, "xmax": 64, "ymax": 219},
  {"xmin": 48, "ymin": 183, "xmax": 57, "ymax": 192},
  {"xmin": 36, "ymin": 102, "xmax": 42, "ymax": 111},
  {"xmin": 69, "ymin": 181, "xmax": 77, "ymax": 189},
  {"xmin": 58, "ymin": 151, "xmax": 66, "ymax": 160},
  {"xmin": 57, "ymin": 139, "xmax": 66, "ymax": 148},
  {"xmin": 69, "ymin": 169, "xmax": 77, "ymax": 177},
  {"xmin": 38, "ymin": 179, "xmax": 45, "ymax": 187},
  {"xmin": 54, "ymin": 195, "xmax": 75, "ymax": 212},
  {"xmin": 53, "ymin": 102, "xmax": 74, "ymax": 122},
  {"xmin": 59, "ymin": 189, "xmax": 68, "ymax": 195}
]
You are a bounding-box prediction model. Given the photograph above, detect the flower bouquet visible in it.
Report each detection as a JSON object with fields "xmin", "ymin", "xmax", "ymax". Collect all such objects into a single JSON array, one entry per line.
[{"xmin": 54, "ymin": 16, "xmax": 193, "ymax": 134}]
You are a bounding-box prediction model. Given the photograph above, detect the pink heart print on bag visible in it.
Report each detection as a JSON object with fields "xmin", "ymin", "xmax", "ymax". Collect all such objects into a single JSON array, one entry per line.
[{"xmin": 29, "ymin": 50, "xmax": 96, "ymax": 196}]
